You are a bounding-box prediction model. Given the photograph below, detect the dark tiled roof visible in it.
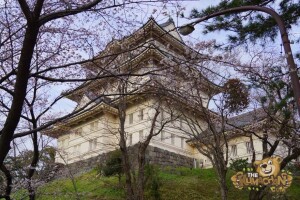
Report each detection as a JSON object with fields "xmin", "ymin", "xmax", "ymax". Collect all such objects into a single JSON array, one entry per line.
[
  {"xmin": 84, "ymin": 92, "xmax": 112, "ymax": 105},
  {"xmin": 226, "ymin": 108, "xmax": 267, "ymax": 130},
  {"xmin": 186, "ymin": 109, "xmax": 267, "ymax": 143}
]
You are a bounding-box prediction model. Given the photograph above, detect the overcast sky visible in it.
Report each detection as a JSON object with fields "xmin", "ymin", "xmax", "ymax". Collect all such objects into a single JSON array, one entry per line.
[
  {"xmin": 48, "ymin": 0, "xmax": 300, "ymax": 114},
  {"xmin": 54, "ymin": 0, "xmax": 300, "ymax": 112}
]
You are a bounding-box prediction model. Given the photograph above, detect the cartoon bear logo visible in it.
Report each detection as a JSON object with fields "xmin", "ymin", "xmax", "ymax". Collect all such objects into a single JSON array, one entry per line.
[
  {"xmin": 253, "ymin": 156, "xmax": 282, "ymax": 177},
  {"xmin": 231, "ymin": 156, "xmax": 293, "ymax": 192}
]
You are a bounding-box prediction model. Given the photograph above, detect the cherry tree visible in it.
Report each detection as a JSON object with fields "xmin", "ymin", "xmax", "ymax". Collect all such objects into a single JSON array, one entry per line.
[
  {"xmin": 230, "ymin": 50, "xmax": 300, "ymax": 200},
  {"xmin": 0, "ymin": 0, "xmax": 182, "ymax": 199}
]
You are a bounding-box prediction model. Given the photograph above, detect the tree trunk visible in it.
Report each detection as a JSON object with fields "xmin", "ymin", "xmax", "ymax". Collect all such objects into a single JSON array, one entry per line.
[
  {"xmin": 213, "ymin": 150, "xmax": 228, "ymax": 200},
  {"xmin": 28, "ymin": 119, "xmax": 39, "ymax": 200},
  {"xmin": 135, "ymin": 144, "xmax": 146, "ymax": 200},
  {"xmin": 120, "ymin": 144, "xmax": 134, "ymax": 200},
  {"xmin": 219, "ymin": 172, "xmax": 228, "ymax": 200},
  {"xmin": 118, "ymin": 90, "xmax": 134, "ymax": 200},
  {"xmin": 0, "ymin": 21, "xmax": 41, "ymax": 166},
  {"xmin": 249, "ymin": 189, "xmax": 265, "ymax": 200}
]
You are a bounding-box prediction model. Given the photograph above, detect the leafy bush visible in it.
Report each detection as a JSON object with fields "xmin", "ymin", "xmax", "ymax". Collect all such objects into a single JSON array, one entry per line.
[
  {"xmin": 145, "ymin": 165, "xmax": 161, "ymax": 200},
  {"xmin": 229, "ymin": 158, "xmax": 249, "ymax": 172},
  {"xmin": 285, "ymin": 162, "xmax": 300, "ymax": 176},
  {"xmin": 102, "ymin": 150, "xmax": 123, "ymax": 182}
]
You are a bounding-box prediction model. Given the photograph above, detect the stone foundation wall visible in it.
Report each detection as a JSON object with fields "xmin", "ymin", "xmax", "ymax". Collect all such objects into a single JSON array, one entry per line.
[
  {"xmin": 53, "ymin": 145, "xmax": 193, "ymax": 179},
  {"xmin": 146, "ymin": 146, "xmax": 193, "ymax": 168}
]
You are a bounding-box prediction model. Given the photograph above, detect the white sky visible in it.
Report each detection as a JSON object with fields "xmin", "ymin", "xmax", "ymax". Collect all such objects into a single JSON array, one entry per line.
[
  {"xmin": 51, "ymin": 0, "xmax": 300, "ymax": 117},
  {"xmin": 51, "ymin": 1, "xmax": 226, "ymax": 114},
  {"xmin": 36, "ymin": 0, "xmax": 300, "ymax": 123}
]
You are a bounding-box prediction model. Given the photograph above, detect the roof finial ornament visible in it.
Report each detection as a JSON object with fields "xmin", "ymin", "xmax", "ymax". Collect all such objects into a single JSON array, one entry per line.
[
  {"xmin": 159, "ymin": 15, "xmax": 175, "ymax": 27},
  {"xmin": 168, "ymin": 15, "xmax": 174, "ymax": 23}
]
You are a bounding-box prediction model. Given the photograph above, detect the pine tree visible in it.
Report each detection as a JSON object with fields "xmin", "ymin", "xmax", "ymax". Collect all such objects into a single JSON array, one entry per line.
[{"xmin": 190, "ymin": 0, "xmax": 300, "ymax": 48}]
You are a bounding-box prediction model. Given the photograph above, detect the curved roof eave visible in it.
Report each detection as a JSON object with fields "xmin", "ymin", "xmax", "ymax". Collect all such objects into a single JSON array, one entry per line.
[{"xmin": 43, "ymin": 102, "xmax": 118, "ymax": 138}]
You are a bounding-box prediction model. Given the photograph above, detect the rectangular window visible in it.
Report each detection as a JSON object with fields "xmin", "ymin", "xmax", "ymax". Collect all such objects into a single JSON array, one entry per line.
[
  {"xmin": 89, "ymin": 140, "xmax": 93, "ymax": 151},
  {"xmin": 231, "ymin": 145, "xmax": 237, "ymax": 157},
  {"xmin": 171, "ymin": 134, "xmax": 175, "ymax": 145},
  {"xmin": 73, "ymin": 144, "xmax": 81, "ymax": 155},
  {"xmin": 74, "ymin": 127, "xmax": 82, "ymax": 136},
  {"xmin": 129, "ymin": 134, "xmax": 133, "ymax": 145},
  {"xmin": 181, "ymin": 137, "xmax": 184, "ymax": 148},
  {"xmin": 89, "ymin": 139, "xmax": 97, "ymax": 151},
  {"xmin": 199, "ymin": 159, "xmax": 204, "ymax": 168},
  {"xmin": 129, "ymin": 113, "xmax": 133, "ymax": 124},
  {"xmin": 194, "ymin": 159, "xmax": 198, "ymax": 168},
  {"xmin": 90, "ymin": 121, "xmax": 98, "ymax": 131},
  {"xmin": 138, "ymin": 109, "xmax": 144, "ymax": 121},
  {"xmin": 139, "ymin": 130, "xmax": 144, "ymax": 141},
  {"xmin": 180, "ymin": 118, "xmax": 183, "ymax": 128},
  {"xmin": 90, "ymin": 123, "xmax": 94, "ymax": 131},
  {"xmin": 246, "ymin": 142, "xmax": 251, "ymax": 154},
  {"xmin": 161, "ymin": 131, "xmax": 165, "ymax": 142},
  {"xmin": 94, "ymin": 139, "xmax": 97, "ymax": 149}
]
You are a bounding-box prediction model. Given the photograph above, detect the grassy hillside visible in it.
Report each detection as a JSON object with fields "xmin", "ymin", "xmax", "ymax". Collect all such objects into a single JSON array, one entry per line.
[{"xmin": 13, "ymin": 167, "xmax": 300, "ymax": 200}]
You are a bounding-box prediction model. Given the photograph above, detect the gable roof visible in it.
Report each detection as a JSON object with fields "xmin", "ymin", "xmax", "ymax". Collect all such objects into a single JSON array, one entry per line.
[
  {"xmin": 226, "ymin": 108, "xmax": 267, "ymax": 129},
  {"xmin": 43, "ymin": 101, "xmax": 118, "ymax": 138},
  {"xmin": 186, "ymin": 108, "xmax": 268, "ymax": 143},
  {"xmin": 159, "ymin": 17, "xmax": 183, "ymax": 42},
  {"xmin": 82, "ymin": 17, "xmax": 200, "ymax": 73}
]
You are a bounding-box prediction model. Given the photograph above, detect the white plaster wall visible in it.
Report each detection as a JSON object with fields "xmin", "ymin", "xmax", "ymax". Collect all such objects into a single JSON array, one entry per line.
[
  {"xmin": 55, "ymin": 98, "xmax": 202, "ymax": 164},
  {"xmin": 56, "ymin": 92, "xmax": 293, "ymax": 169},
  {"xmin": 55, "ymin": 113, "xmax": 119, "ymax": 164},
  {"xmin": 193, "ymin": 132, "xmax": 290, "ymax": 168}
]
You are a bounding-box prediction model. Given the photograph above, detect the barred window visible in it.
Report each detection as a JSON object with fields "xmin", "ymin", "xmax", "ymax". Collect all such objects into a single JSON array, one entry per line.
[
  {"xmin": 246, "ymin": 142, "xmax": 252, "ymax": 154},
  {"xmin": 90, "ymin": 121, "xmax": 98, "ymax": 131},
  {"xmin": 74, "ymin": 127, "xmax": 82, "ymax": 136},
  {"xmin": 89, "ymin": 139, "xmax": 97, "ymax": 151},
  {"xmin": 129, "ymin": 113, "xmax": 133, "ymax": 124},
  {"xmin": 139, "ymin": 130, "xmax": 144, "ymax": 141},
  {"xmin": 138, "ymin": 109, "xmax": 144, "ymax": 121},
  {"xmin": 129, "ymin": 134, "xmax": 133, "ymax": 145},
  {"xmin": 181, "ymin": 137, "xmax": 185, "ymax": 148},
  {"xmin": 231, "ymin": 145, "xmax": 237, "ymax": 157},
  {"xmin": 161, "ymin": 131, "xmax": 165, "ymax": 142},
  {"xmin": 171, "ymin": 134, "xmax": 175, "ymax": 145},
  {"xmin": 73, "ymin": 144, "xmax": 81, "ymax": 155}
]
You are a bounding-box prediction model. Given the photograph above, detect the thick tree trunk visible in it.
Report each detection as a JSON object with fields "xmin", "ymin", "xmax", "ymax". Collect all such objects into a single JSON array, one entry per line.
[
  {"xmin": 249, "ymin": 189, "xmax": 264, "ymax": 200},
  {"xmin": 213, "ymin": 152, "xmax": 228, "ymax": 200},
  {"xmin": 118, "ymin": 90, "xmax": 134, "ymax": 200},
  {"xmin": 0, "ymin": 23, "xmax": 40, "ymax": 166},
  {"xmin": 136, "ymin": 167, "xmax": 145, "ymax": 200},
  {"xmin": 220, "ymin": 178, "xmax": 228, "ymax": 200},
  {"xmin": 135, "ymin": 144, "xmax": 146, "ymax": 200},
  {"xmin": 27, "ymin": 131, "xmax": 39, "ymax": 200},
  {"xmin": 218, "ymin": 170, "xmax": 228, "ymax": 200},
  {"xmin": 120, "ymin": 143, "xmax": 134, "ymax": 200}
]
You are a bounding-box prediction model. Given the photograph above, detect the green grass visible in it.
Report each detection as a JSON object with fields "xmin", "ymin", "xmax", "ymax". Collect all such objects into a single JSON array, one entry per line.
[{"xmin": 13, "ymin": 168, "xmax": 300, "ymax": 200}]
